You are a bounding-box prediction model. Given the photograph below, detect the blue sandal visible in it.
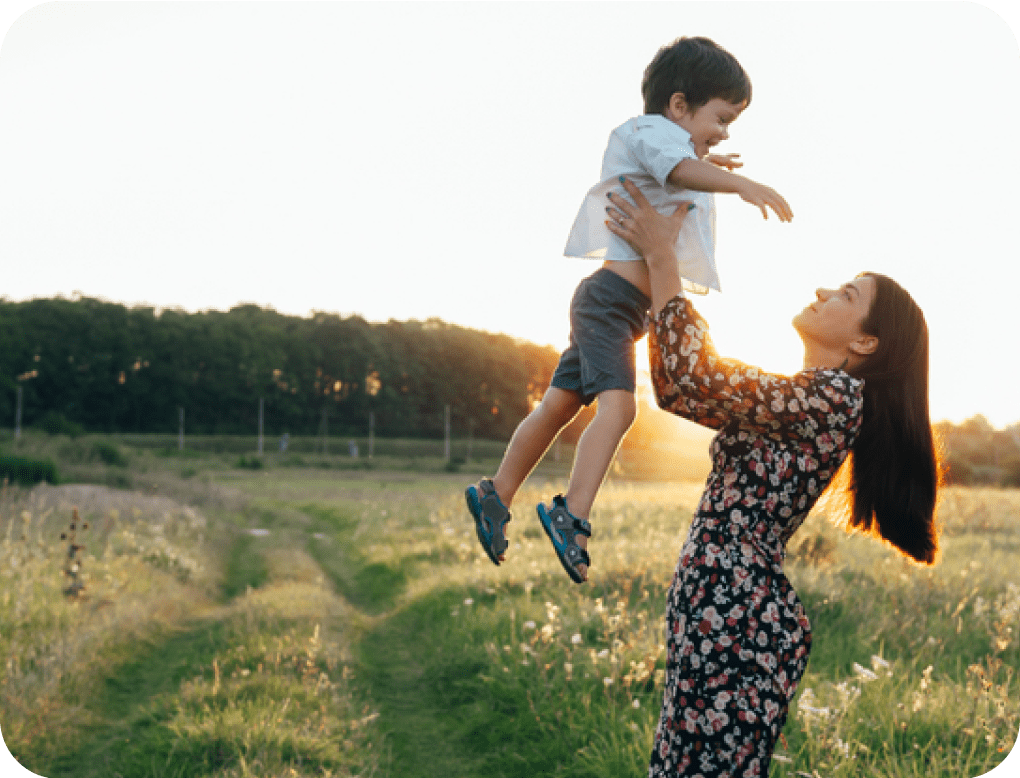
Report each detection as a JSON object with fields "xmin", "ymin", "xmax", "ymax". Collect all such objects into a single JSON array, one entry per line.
[
  {"xmin": 537, "ymin": 495, "xmax": 591, "ymax": 583},
  {"xmin": 466, "ymin": 479, "xmax": 511, "ymax": 566}
]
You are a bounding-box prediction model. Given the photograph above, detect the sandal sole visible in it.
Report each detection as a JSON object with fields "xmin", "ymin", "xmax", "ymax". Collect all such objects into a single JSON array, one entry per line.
[
  {"xmin": 466, "ymin": 486, "xmax": 507, "ymax": 566},
  {"xmin": 537, "ymin": 502, "xmax": 587, "ymax": 584}
]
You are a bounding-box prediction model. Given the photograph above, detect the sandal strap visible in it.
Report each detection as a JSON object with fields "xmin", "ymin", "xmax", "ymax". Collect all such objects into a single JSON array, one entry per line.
[
  {"xmin": 563, "ymin": 544, "xmax": 591, "ymax": 566},
  {"xmin": 479, "ymin": 480, "xmax": 510, "ymax": 517},
  {"xmin": 551, "ymin": 496, "xmax": 590, "ymax": 538}
]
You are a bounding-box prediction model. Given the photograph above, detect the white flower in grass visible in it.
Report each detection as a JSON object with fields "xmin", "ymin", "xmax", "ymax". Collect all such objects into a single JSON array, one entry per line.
[
  {"xmin": 836, "ymin": 681, "xmax": 861, "ymax": 705},
  {"xmin": 597, "ymin": 648, "xmax": 610, "ymax": 659},
  {"xmin": 571, "ymin": 633, "xmax": 582, "ymax": 645},
  {"xmin": 464, "ymin": 598, "xmax": 474, "ymax": 606},
  {"xmin": 523, "ymin": 620, "xmax": 536, "ymax": 630},
  {"xmin": 799, "ymin": 704, "xmax": 832, "ymax": 720},
  {"xmin": 632, "ymin": 699, "xmax": 641, "ymax": 709},
  {"xmin": 853, "ymin": 662, "xmax": 878, "ymax": 681},
  {"xmin": 603, "ymin": 677, "xmax": 613, "ymax": 687}
]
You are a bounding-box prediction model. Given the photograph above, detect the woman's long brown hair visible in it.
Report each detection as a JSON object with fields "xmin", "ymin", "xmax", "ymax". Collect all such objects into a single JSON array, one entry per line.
[{"xmin": 834, "ymin": 272, "xmax": 943, "ymax": 564}]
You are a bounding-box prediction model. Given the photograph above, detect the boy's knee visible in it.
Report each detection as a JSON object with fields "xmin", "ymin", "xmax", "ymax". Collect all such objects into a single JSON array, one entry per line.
[
  {"xmin": 597, "ymin": 390, "xmax": 637, "ymax": 427},
  {"xmin": 538, "ymin": 388, "xmax": 582, "ymax": 425}
]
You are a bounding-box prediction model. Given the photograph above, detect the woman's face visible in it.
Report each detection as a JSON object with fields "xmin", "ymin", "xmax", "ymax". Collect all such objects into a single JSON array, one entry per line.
[{"xmin": 793, "ymin": 275, "xmax": 878, "ymax": 353}]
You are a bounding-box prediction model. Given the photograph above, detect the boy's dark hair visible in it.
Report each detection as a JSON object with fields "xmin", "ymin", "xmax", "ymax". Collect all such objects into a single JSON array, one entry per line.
[{"xmin": 641, "ymin": 36, "xmax": 752, "ymax": 115}]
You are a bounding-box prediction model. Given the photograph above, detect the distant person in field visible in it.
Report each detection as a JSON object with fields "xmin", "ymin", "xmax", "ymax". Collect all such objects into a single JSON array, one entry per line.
[
  {"xmin": 606, "ymin": 177, "xmax": 941, "ymax": 777},
  {"xmin": 466, "ymin": 36, "xmax": 792, "ymax": 583}
]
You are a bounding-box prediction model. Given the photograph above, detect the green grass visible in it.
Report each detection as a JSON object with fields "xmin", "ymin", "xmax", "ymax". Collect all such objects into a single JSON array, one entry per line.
[
  {"xmin": 1, "ymin": 436, "xmax": 1018, "ymax": 777},
  {"xmin": 221, "ymin": 533, "xmax": 271, "ymax": 600}
]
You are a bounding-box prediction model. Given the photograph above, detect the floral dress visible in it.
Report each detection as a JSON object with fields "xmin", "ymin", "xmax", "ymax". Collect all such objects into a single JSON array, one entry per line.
[{"xmin": 646, "ymin": 295, "xmax": 864, "ymax": 778}]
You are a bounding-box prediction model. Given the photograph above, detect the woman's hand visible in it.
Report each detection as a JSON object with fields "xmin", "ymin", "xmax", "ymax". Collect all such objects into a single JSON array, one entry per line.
[
  {"xmin": 606, "ymin": 177, "xmax": 691, "ymax": 313},
  {"xmin": 605, "ymin": 177, "xmax": 691, "ymax": 266}
]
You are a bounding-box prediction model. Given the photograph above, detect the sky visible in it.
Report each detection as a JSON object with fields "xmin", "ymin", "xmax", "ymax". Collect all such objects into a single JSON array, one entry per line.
[{"xmin": 1, "ymin": 1, "xmax": 1020, "ymax": 430}]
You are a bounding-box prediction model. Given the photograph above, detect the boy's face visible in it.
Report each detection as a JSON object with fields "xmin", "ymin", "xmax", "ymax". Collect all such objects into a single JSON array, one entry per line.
[{"xmin": 667, "ymin": 94, "xmax": 747, "ymax": 159}]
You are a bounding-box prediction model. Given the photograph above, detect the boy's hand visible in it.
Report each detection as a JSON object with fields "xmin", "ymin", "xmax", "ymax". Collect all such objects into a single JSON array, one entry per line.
[
  {"xmin": 736, "ymin": 179, "xmax": 793, "ymax": 222},
  {"xmin": 707, "ymin": 153, "xmax": 742, "ymax": 171}
]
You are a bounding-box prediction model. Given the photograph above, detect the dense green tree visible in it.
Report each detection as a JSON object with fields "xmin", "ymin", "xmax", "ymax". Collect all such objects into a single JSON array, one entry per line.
[{"xmin": 0, "ymin": 296, "xmax": 559, "ymax": 440}]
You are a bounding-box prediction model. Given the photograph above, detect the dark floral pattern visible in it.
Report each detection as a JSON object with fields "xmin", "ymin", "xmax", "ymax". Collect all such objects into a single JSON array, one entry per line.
[{"xmin": 647, "ymin": 295, "xmax": 864, "ymax": 778}]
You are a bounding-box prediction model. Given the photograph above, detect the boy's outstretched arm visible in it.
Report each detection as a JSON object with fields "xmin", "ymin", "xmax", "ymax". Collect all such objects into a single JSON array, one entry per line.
[{"xmin": 667, "ymin": 157, "xmax": 793, "ymax": 222}]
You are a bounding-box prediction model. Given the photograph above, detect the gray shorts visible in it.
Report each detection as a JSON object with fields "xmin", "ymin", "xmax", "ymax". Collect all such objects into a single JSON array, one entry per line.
[{"xmin": 550, "ymin": 268, "xmax": 651, "ymax": 406}]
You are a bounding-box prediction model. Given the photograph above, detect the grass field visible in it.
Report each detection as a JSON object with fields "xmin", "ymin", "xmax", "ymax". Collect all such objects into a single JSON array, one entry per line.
[{"xmin": 1, "ymin": 432, "xmax": 1018, "ymax": 777}]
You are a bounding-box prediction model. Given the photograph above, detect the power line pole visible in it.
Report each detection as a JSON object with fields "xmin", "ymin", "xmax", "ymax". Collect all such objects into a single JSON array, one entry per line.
[
  {"xmin": 257, "ymin": 398, "xmax": 264, "ymax": 455},
  {"xmin": 444, "ymin": 404, "xmax": 451, "ymax": 461},
  {"xmin": 319, "ymin": 407, "xmax": 329, "ymax": 454},
  {"xmin": 369, "ymin": 411, "xmax": 375, "ymax": 458},
  {"xmin": 14, "ymin": 386, "xmax": 22, "ymax": 443}
]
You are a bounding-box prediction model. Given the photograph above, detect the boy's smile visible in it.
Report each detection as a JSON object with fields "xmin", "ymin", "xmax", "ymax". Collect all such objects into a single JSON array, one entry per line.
[{"xmin": 666, "ymin": 95, "xmax": 747, "ymax": 159}]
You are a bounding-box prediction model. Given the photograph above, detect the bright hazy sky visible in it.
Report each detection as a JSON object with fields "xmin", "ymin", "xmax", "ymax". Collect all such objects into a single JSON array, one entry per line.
[{"xmin": 1, "ymin": 1, "xmax": 1020, "ymax": 430}]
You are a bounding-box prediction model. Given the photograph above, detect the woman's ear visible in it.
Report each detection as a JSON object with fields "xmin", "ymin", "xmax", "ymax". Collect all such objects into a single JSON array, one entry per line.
[{"xmin": 849, "ymin": 334, "xmax": 879, "ymax": 357}]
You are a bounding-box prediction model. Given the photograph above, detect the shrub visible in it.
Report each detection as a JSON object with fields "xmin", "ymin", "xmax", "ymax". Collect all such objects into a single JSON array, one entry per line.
[
  {"xmin": 1001, "ymin": 458, "xmax": 1020, "ymax": 489},
  {"xmin": 444, "ymin": 456, "xmax": 466, "ymax": 473},
  {"xmin": 36, "ymin": 411, "xmax": 85, "ymax": 438},
  {"xmin": 944, "ymin": 455, "xmax": 975, "ymax": 486},
  {"xmin": 92, "ymin": 440, "xmax": 129, "ymax": 467},
  {"xmin": 0, "ymin": 453, "xmax": 59, "ymax": 485}
]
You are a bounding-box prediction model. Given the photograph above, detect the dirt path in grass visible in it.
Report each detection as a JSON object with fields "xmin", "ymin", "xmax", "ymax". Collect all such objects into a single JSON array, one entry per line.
[
  {"xmin": 33, "ymin": 616, "xmax": 243, "ymax": 778},
  {"xmin": 13, "ymin": 480, "xmax": 520, "ymax": 778}
]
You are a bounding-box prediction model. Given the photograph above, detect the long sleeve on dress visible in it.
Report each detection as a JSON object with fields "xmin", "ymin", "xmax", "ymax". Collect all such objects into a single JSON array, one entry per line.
[{"xmin": 648, "ymin": 295, "xmax": 864, "ymax": 445}]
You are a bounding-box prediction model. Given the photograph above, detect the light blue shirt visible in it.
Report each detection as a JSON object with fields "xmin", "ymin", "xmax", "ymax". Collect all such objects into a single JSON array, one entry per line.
[{"xmin": 564, "ymin": 115, "xmax": 720, "ymax": 294}]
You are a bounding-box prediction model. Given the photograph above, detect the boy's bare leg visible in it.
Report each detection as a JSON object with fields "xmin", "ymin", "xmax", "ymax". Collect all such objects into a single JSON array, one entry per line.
[
  {"xmin": 563, "ymin": 389, "xmax": 637, "ymax": 577},
  {"xmin": 491, "ymin": 386, "xmax": 583, "ymax": 508}
]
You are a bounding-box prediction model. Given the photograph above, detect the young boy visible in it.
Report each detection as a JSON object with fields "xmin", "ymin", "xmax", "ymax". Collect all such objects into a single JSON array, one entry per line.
[{"xmin": 467, "ymin": 36, "xmax": 792, "ymax": 583}]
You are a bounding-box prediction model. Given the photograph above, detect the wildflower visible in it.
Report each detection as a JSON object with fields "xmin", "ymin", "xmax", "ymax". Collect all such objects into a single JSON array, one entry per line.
[
  {"xmin": 523, "ymin": 620, "xmax": 536, "ymax": 630},
  {"xmin": 853, "ymin": 662, "xmax": 878, "ymax": 682},
  {"xmin": 597, "ymin": 648, "xmax": 610, "ymax": 659},
  {"xmin": 603, "ymin": 677, "xmax": 614, "ymax": 687},
  {"xmin": 564, "ymin": 662, "xmax": 573, "ymax": 679},
  {"xmin": 463, "ymin": 598, "xmax": 474, "ymax": 606},
  {"xmin": 797, "ymin": 688, "xmax": 832, "ymax": 721},
  {"xmin": 919, "ymin": 664, "xmax": 934, "ymax": 691},
  {"xmin": 799, "ymin": 704, "xmax": 832, "ymax": 720},
  {"xmin": 836, "ymin": 681, "xmax": 861, "ymax": 704},
  {"xmin": 571, "ymin": 633, "xmax": 582, "ymax": 645},
  {"xmin": 871, "ymin": 655, "xmax": 891, "ymax": 673},
  {"xmin": 632, "ymin": 699, "xmax": 641, "ymax": 709}
]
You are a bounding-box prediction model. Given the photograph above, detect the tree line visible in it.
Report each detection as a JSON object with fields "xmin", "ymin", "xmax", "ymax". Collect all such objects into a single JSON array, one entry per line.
[
  {"xmin": 935, "ymin": 415, "xmax": 1020, "ymax": 488},
  {"xmin": 0, "ymin": 296, "xmax": 561, "ymax": 440},
  {"xmin": 4, "ymin": 296, "xmax": 1017, "ymax": 488}
]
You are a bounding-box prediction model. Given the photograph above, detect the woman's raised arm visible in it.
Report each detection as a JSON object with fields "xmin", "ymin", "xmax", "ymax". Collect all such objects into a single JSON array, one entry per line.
[{"xmin": 605, "ymin": 177, "xmax": 693, "ymax": 315}]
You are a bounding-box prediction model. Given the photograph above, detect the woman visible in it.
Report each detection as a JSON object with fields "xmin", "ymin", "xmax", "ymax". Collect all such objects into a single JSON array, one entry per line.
[{"xmin": 605, "ymin": 179, "xmax": 941, "ymax": 777}]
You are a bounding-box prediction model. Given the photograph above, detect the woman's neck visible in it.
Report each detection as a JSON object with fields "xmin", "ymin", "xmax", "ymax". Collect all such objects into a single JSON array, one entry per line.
[{"xmin": 802, "ymin": 343, "xmax": 853, "ymax": 372}]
